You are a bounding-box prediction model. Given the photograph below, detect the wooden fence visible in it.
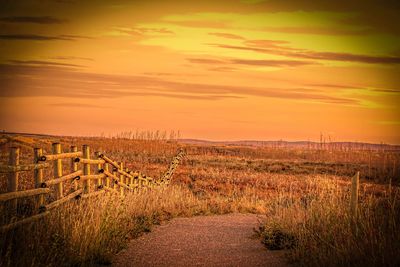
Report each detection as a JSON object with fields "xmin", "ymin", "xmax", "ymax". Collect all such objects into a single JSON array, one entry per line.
[{"xmin": 0, "ymin": 143, "xmax": 186, "ymax": 232}]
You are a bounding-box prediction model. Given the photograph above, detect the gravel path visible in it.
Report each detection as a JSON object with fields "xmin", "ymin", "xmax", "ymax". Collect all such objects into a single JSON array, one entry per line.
[{"xmin": 112, "ymin": 213, "xmax": 289, "ymax": 267}]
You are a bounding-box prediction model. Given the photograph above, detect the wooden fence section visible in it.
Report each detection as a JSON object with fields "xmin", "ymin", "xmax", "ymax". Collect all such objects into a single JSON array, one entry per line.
[{"xmin": 0, "ymin": 144, "xmax": 186, "ymax": 232}]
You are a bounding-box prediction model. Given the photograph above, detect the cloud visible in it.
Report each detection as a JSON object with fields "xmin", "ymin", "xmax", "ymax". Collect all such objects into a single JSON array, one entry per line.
[
  {"xmin": 304, "ymin": 83, "xmax": 361, "ymax": 89},
  {"xmin": 187, "ymin": 58, "xmax": 227, "ymax": 64},
  {"xmin": 0, "ymin": 63, "xmax": 358, "ymax": 105},
  {"xmin": 230, "ymin": 59, "xmax": 317, "ymax": 67},
  {"xmin": 166, "ymin": 20, "xmax": 230, "ymax": 29},
  {"xmin": 59, "ymin": 34, "xmax": 93, "ymax": 39},
  {"xmin": 207, "ymin": 66, "xmax": 237, "ymax": 72},
  {"xmin": 210, "ymin": 42, "xmax": 400, "ymax": 64},
  {"xmin": 209, "ymin": 32, "xmax": 245, "ymax": 39},
  {"xmin": 111, "ymin": 26, "xmax": 174, "ymax": 38},
  {"xmin": 238, "ymin": 0, "xmax": 400, "ymax": 35},
  {"xmin": 187, "ymin": 57, "xmax": 317, "ymax": 67},
  {"xmin": 48, "ymin": 103, "xmax": 109, "ymax": 109},
  {"xmin": 0, "ymin": 34, "xmax": 90, "ymax": 41},
  {"xmin": 0, "ymin": 16, "xmax": 68, "ymax": 24},
  {"xmin": 7, "ymin": 60, "xmax": 84, "ymax": 68},
  {"xmin": 261, "ymin": 26, "xmax": 372, "ymax": 36},
  {"xmin": 47, "ymin": 56, "xmax": 94, "ymax": 61}
]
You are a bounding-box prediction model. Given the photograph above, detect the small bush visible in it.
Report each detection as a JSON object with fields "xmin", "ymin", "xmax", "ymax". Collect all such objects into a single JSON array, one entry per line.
[{"xmin": 256, "ymin": 223, "xmax": 297, "ymax": 250}]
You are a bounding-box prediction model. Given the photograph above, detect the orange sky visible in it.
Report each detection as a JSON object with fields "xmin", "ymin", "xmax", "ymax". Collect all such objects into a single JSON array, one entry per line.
[{"xmin": 0, "ymin": 0, "xmax": 399, "ymax": 144}]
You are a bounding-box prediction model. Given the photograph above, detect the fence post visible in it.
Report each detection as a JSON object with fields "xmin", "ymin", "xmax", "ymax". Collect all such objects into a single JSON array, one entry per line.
[
  {"xmin": 95, "ymin": 152, "xmax": 103, "ymax": 187},
  {"xmin": 112, "ymin": 169, "xmax": 118, "ymax": 190},
  {"xmin": 83, "ymin": 145, "xmax": 91, "ymax": 194},
  {"xmin": 52, "ymin": 143, "xmax": 63, "ymax": 199},
  {"xmin": 129, "ymin": 169, "xmax": 133, "ymax": 185},
  {"xmin": 71, "ymin": 146, "xmax": 78, "ymax": 190},
  {"xmin": 34, "ymin": 148, "xmax": 44, "ymax": 208},
  {"xmin": 133, "ymin": 173, "xmax": 138, "ymax": 193},
  {"xmin": 119, "ymin": 162, "xmax": 124, "ymax": 196},
  {"xmin": 350, "ymin": 171, "xmax": 360, "ymax": 223},
  {"xmin": 8, "ymin": 147, "xmax": 20, "ymax": 214},
  {"xmin": 104, "ymin": 163, "xmax": 110, "ymax": 188}
]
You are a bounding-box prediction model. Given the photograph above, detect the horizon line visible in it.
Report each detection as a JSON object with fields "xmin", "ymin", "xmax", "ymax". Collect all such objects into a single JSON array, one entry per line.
[{"xmin": 1, "ymin": 130, "xmax": 399, "ymax": 147}]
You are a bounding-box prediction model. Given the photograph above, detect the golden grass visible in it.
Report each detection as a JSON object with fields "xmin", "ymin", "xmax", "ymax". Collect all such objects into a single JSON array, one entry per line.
[
  {"xmin": 259, "ymin": 176, "xmax": 400, "ymax": 267},
  {"xmin": 1, "ymin": 186, "xmax": 210, "ymax": 266},
  {"xmin": 0, "ymin": 134, "xmax": 399, "ymax": 266}
]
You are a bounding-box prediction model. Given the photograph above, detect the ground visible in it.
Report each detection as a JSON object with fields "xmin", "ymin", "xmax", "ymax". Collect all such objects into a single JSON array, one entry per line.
[{"xmin": 113, "ymin": 213, "xmax": 289, "ymax": 267}]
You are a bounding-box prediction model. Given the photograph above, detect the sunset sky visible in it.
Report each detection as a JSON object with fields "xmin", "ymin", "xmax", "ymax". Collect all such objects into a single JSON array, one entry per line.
[{"xmin": 0, "ymin": 0, "xmax": 399, "ymax": 144}]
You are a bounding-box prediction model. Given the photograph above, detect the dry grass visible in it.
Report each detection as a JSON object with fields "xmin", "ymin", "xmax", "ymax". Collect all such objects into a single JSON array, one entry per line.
[
  {"xmin": 0, "ymin": 133, "xmax": 399, "ymax": 266},
  {"xmin": 258, "ymin": 176, "xmax": 399, "ymax": 267},
  {"xmin": 1, "ymin": 186, "xmax": 210, "ymax": 266}
]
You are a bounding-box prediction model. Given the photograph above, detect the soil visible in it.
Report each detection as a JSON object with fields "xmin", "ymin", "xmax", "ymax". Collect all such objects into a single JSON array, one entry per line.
[{"xmin": 112, "ymin": 213, "xmax": 289, "ymax": 267}]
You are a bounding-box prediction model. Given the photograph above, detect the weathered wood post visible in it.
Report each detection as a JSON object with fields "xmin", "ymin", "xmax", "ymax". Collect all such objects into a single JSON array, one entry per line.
[
  {"xmin": 350, "ymin": 171, "xmax": 360, "ymax": 224},
  {"xmin": 104, "ymin": 163, "xmax": 110, "ymax": 188},
  {"xmin": 8, "ymin": 147, "xmax": 20, "ymax": 214},
  {"xmin": 142, "ymin": 174, "xmax": 147, "ymax": 191},
  {"xmin": 119, "ymin": 162, "xmax": 124, "ymax": 196},
  {"xmin": 112, "ymin": 169, "xmax": 118, "ymax": 190},
  {"xmin": 95, "ymin": 152, "xmax": 103, "ymax": 187},
  {"xmin": 71, "ymin": 146, "xmax": 78, "ymax": 190},
  {"xmin": 34, "ymin": 148, "xmax": 44, "ymax": 207},
  {"xmin": 129, "ymin": 169, "xmax": 134, "ymax": 185},
  {"xmin": 52, "ymin": 143, "xmax": 63, "ymax": 199},
  {"xmin": 133, "ymin": 172, "xmax": 139, "ymax": 193},
  {"xmin": 83, "ymin": 145, "xmax": 91, "ymax": 194}
]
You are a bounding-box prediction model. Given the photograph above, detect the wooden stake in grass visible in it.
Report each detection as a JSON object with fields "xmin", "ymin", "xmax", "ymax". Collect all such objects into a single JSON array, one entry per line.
[
  {"xmin": 350, "ymin": 171, "xmax": 360, "ymax": 222},
  {"xmin": 34, "ymin": 148, "xmax": 44, "ymax": 207},
  {"xmin": 119, "ymin": 162, "xmax": 124, "ymax": 196},
  {"xmin": 8, "ymin": 147, "xmax": 20, "ymax": 214},
  {"xmin": 71, "ymin": 146, "xmax": 78, "ymax": 190},
  {"xmin": 52, "ymin": 143, "xmax": 63, "ymax": 199},
  {"xmin": 128, "ymin": 169, "xmax": 133, "ymax": 185},
  {"xmin": 104, "ymin": 163, "xmax": 110, "ymax": 188},
  {"xmin": 112, "ymin": 169, "xmax": 118, "ymax": 190},
  {"xmin": 83, "ymin": 145, "xmax": 91, "ymax": 194},
  {"xmin": 95, "ymin": 152, "xmax": 103, "ymax": 187}
]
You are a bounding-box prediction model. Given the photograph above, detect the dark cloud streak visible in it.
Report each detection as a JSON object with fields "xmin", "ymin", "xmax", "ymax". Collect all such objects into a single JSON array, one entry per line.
[
  {"xmin": 0, "ymin": 16, "xmax": 67, "ymax": 24},
  {"xmin": 0, "ymin": 34, "xmax": 72, "ymax": 41},
  {"xmin": 8, "ymin": 60, "xmax": 84, "ymax": 68},
  {"xmin": 211, "ymin": 43, "xmax": 400, "ymax": 64},
  {"xmin": 187, "ymin": 57, "xmax": 317, "ymax": 67},
  {"xmin": 0, "ymin": 63, "xmax": 357, "ymax": 105},
  {"xmin": 209, "ymin": 32, "xmax": 245, "ymax": 39}
]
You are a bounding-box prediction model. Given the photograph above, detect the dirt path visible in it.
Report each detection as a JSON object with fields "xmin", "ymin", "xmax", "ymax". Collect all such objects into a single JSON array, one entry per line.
[{"xmin": 112, "ymin": 213, "xmax": 289, "ymax": 267}]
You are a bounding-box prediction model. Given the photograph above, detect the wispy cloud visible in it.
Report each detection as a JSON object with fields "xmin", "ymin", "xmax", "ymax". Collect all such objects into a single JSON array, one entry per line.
[
  {"xmin": 187, "ymin": 57, "xmax": 318, "ymax": 67},
  {"xmin": 166, "ymin": 20, "xmax": 230, "ymax": 29},
  {"xmin": 47, "ymin": 103, "xmax": 109, "ymax": 109},
  {"xmin": 230, "ymin": 58, "xmax": 317, "ymax": 67},
  {"xmin": 47, "ymin": 56, "xmax": 94, "ymax": 61},
  {"xmin": 110, "ymin": 26, "xmax": 174, "ymax": 37},
  {"xmin": 187, "ymin": 58, "xmax": 226, "ymax": 64},
  {"xmin": 0, "ymin": 63, "xmax": 357, "ymax": 105},
  {"xmin": 0, "ymin": 34, "xmax": 91, "ymax": 41},
  {"xmin": 8, "ymin": 60, "xmax": 85, "ymax": 68},
  {"xmin": 209, "ymin": 32, "xmax": 245, "ymax": 39},
  {"xmin": 261, "ymin": 26, "xmax": 372, "ymax": 36},
  {"xmin": 0, "ymin": 16, "xmax": 68, "ymax": 24},
  {"xmin": 210, "ymin": 42, "xmax": 400, "ymax": 64}
]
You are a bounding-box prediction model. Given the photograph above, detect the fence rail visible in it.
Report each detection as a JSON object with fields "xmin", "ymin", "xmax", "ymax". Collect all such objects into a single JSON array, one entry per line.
[{"xmin": 0, "ymin": 143, "xmax": 186, "ymax": 232}]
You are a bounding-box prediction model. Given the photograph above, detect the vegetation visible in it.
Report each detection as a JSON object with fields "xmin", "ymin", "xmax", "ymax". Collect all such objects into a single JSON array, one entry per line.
[{"xmin": 0, "ymin": 133, "xmax": 399, "ymax": 266}]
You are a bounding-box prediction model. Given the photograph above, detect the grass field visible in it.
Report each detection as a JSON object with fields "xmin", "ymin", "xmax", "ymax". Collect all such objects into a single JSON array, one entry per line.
[{"xmin": 0, "ymin": 133, "xmax": 399, "ymax": 267}]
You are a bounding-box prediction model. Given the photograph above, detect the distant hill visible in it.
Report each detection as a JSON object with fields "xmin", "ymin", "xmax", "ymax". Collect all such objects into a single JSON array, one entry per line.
[
  {"xmin": 179, "ymin": 139, "xmax": 400, "ymax": 150},
  {"xmin": 1, "ymin": 132, "xmax": 399, "ymax": 151}
]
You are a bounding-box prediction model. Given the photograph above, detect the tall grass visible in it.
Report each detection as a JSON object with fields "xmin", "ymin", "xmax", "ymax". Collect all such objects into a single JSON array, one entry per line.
[
  {"xmin": 1, "ymin": 134, "xmax": 399, "ymax": 266},
  {"xmin": 0, "ymin": 186, "xmax": 210, "ymax": 267},
  {"xmin": 259, "ymin": 177, "xmax": 400, "ymax": 267}
]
